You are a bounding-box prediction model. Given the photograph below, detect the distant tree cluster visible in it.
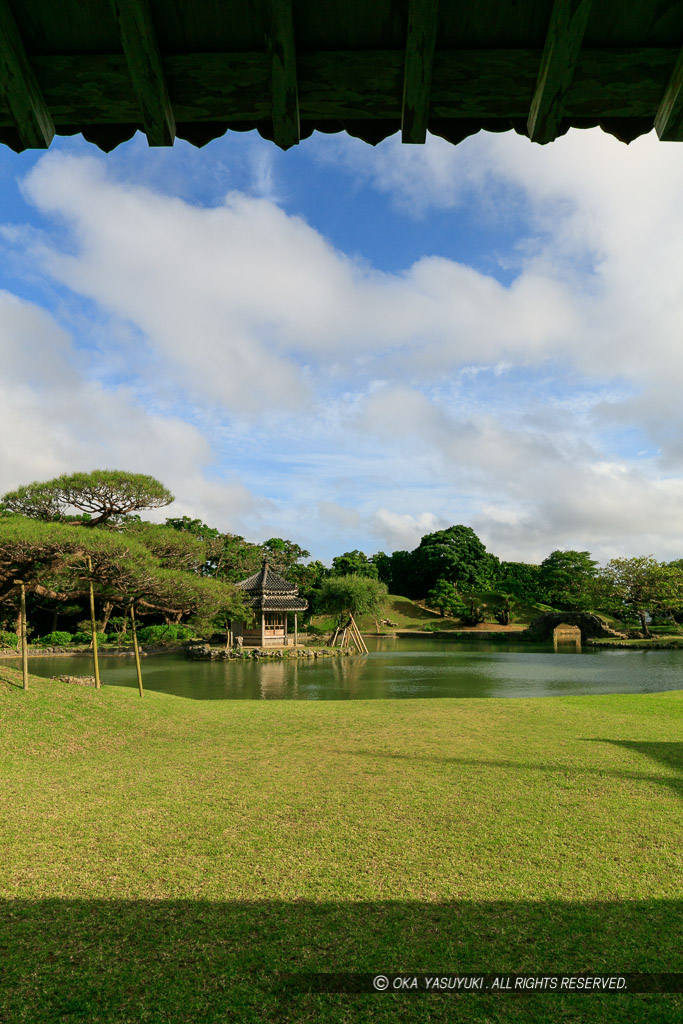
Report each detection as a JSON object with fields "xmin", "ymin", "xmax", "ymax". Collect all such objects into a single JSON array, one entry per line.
[
  {"xmin": 3, "ymin": 470, "xmax": 683, "ymax": 643},
  {"xmin": 0, "ymin": 471, "xmax": 330, "ymax": 646},
  {"xmin": 326, "ymin": 530, "xmax": 683, "ymax": 635}
]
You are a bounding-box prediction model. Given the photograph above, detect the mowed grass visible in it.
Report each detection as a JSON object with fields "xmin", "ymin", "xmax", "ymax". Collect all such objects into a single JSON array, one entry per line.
[{"xmin": 0, "ymin": 666, "xmax": 681, "ymax": 1023}]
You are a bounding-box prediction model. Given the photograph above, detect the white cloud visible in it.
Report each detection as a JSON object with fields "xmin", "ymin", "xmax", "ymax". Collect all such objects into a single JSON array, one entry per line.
[
  {"xmin": 4, "ymin": 131, "xmax": 683, "ymax": 563},
  {"xmin": 370, "ymin": 509, "xmax": 449, "ymax": 552},
  {"xmin": 317, "ymin": 501, "xmax": 362, "ymax": 531},
  {"xmin": 16, "ymin": 151, "xmax": 582, "ymax": 400},
  {"xmin": 0, "ymin": 291, "xmax": 257, "ymax": 531}
]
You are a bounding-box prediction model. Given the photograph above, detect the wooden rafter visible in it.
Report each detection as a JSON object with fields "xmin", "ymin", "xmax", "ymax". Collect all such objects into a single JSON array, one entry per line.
[
  {"xmin": 109, "ymin": 0, "xmax": 175, "ymax": 147},
  {"xmin": 0, "ymin": 0, "xmax": 680, "ymax": 155},
  {"xmin": 655, "ymin": 46, "xmax": 683, "ymax": 141},
  {"xmin": 527, "ymin": 0, "xmax": 593, "ymax": 144},
  {"xmin": 0, "ymin": 47, "xmax": 674, "ymax": 132},
  {"xmin": 402, "ymin": 0, "xmax": 439, "ymax": 144},
  {"xmin": 0, "ymin": 0, "xmax": 54, "ymax": 148},
  {"xmin": 265, "ymin": 0, "xmax": 300, "ymax": 150}
]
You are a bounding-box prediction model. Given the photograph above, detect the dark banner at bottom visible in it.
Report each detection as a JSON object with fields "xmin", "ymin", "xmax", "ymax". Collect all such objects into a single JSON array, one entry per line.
[{"xmin": 286, "ymin": 973, "xmax": 683, "ymax": 994}]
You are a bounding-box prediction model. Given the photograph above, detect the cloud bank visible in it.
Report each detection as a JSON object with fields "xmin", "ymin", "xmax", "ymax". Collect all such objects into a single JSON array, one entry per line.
[{"xmin": 1, "ymin": 129, "xmax": 683, "ymax": 562}]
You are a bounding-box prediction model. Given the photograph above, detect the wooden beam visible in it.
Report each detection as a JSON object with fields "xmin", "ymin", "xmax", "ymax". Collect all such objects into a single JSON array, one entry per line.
[
  {"xmin": 110, "ymin": 0, "xmax": 175, "ymax": 146},
  {"xmin": 1, "ymin": 47, "xmax": 674, "ymax": 132},
  {"xmin": 402, "ymin": 0, "xmax": 439, "ymax": 144},
  {"xmin": 265, "ymin": 0, "xmax": 299, "ymax": 149},
  {"xmin": 655, "ymin": 46, "xmax": 683, "ymax": 140},
  {"xmin": 0, "ymin": 0, "xmax": 54, "ymax": 148},
  {"xmin": 527, "ymin": 0, "xmax": 593, "ymax": 144}
]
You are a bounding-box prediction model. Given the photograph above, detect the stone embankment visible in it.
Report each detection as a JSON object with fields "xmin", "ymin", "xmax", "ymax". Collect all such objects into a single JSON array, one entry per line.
[
  {"xmin": 186, "ymin": 642, "xmax": 352, "ymax": 660},
  {"xmin": 586, "ymin": 637, "xmax": 683, "ymax": 649},
  {"xmin": 51, "ymin": 675, "xmax": 97, "ymax": 686},
  {"xmin": 0, "ymin": 645, "xmax": 176, "ymax": 658}
]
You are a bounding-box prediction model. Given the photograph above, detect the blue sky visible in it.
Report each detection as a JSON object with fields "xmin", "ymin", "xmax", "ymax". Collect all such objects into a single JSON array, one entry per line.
[{"xmin": 1, "ymin": 126, "xmax": 683, "ymax": 565}]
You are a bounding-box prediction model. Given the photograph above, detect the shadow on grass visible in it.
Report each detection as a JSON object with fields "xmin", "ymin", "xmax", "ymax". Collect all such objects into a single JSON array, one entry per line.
[
  {"xmin": 586, "ymin": 741, "xmax": 682, "ymax": 784},
  {"xmin": 350, "ymin": 749, "xmax": 683, "ymax": 798},
  {"xmin": 389, "ymin": 599, "xmax": 440, "ymax": 622},
  {"xmin": 0, "ymin": 675, "xmax": 23, "ymax": 690},
  {"xmin": 1, "ymin": 898, "xmax": 681, "ymax": 1023}
]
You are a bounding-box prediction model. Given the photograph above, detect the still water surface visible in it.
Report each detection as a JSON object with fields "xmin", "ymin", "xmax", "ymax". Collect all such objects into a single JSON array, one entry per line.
[{"xmin": 17, "ymin": 636, "xmax": 683, "ymax": 700}]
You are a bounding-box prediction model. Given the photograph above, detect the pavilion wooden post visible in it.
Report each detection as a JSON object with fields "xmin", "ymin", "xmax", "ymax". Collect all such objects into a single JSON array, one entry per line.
[
  {"xmin": 283, "ymin": 610, "xmax": 288, "ymax": 645},
  {"xmin": 87, "ymin": 556, "xmax": 101, "ymax": 690},
  {"xmin": 129, "ymin": 602, "xmax": 144, "ymax": 697},
  {"xmin": 294, "ymin": 612, "xmax": 298, "ymax": 647},
  {"xmin": 14, "ymin": 580, "xmax": 28, "ymax": 689},
  {"xmin": 261, "ymin": 611, "xmax": 265, "ymax": 647}
]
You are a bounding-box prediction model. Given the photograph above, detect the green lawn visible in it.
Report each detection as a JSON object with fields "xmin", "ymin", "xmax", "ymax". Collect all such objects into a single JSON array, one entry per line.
[{"xmin": 0, "ymin": 666, "xmax": 681, "ymax": 1023}]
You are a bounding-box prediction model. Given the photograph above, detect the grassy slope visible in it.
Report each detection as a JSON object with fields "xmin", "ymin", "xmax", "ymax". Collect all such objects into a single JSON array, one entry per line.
[
  {"xmin": 311, "ymin": 593, "xmax": 444, "ymax": 633},
  {"xmin": 313, "ymin": 593, "xmax": 555, "ymax": 633},
  {"xmin": 0, "ymin": 665, "xmax": 681, "ymax": 1023}
]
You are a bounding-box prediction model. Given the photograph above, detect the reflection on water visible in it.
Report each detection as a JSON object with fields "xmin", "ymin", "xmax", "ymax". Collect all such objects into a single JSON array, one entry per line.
[{"xmin": 12, "ymin": 636, "xmax": 683, "ymax": 701}]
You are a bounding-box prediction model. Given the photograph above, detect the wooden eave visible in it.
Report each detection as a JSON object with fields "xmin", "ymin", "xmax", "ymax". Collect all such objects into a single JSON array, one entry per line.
[{"xmin": 2, "ymin": 1, "xmax": 683, "ymax": 152}]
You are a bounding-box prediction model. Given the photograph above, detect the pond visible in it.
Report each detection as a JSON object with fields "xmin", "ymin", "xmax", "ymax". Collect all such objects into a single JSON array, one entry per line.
[{"xmin": 12, "ymin": 636, "xmax": 683, "ymax": 700}]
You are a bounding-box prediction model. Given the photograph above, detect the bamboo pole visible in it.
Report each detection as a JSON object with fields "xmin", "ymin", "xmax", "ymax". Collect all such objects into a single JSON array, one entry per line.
[
  {"xmin": 349, "ymin": 615, "xmax": 359, "ymax": 652},
  {"xmin": 331, "ymin": 626, "xmax": 339, "ymax": 647},
  {"xmin": 14, "ymin": 580, "xmax": 28, "ymax": 689},
  {"xmin": 87, "ymin": 556, "xmax": 101, "ymax": 689},
  {"xmin": 129, "ymin": 602, "xmax": 144, "ymax": 697},
  {"xmin": 349, "ymin": 615, "xmax": 366, "ymax": 653},
  {"xmin": 349, "ymin": 614, "xmax": 368, "ymax": 654}
]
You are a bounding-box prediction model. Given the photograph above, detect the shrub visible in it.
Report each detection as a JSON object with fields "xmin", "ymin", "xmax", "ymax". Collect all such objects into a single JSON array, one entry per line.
[
  {"xmin": 36, "ymin": 630, "xmax": 74, "ymax": 646},
  {"xmin": 426, "ymin": 579, "xmax": 465, "ymax": 618},
  {"xmin": 461, "ymin": 600, "xmax": 485, "ymax": 627},
  {"xmin": 135, "ymin": 623, "xmax": 195, "ymax": 644},
  {"xmin": 77, "ymin": 619, "xmax": 103, "ymax": 635},
  {"xmin": 72, "ymin": 631, "xmax": 106, "ymax": 645},
  {"xmin": 0, "ymin": 629, "xmax": 18, "ymax": 649}
]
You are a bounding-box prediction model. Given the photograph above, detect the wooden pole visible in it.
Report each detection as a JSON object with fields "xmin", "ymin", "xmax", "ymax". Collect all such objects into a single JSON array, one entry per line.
[
  {"xmin": 14, "ymin": 580, "xmax": 28, "ymax": 689},
  {"xmin": 294, "ymin": 611, "xmax": 298, "ymax": 647},
  {"xmin": 86, "ymin": 556, "xmax": 101, "ymax": 690},
  {"xmin": 354, "ymin": 615, "xmax": 367, "ymax": 653},
  {"xmin": 349, "ymin": 614, "xmax": 368, "ymax": 654},
  {"xmin": 349, "ymin": 615, "xmax": 359, "ymax": 651},
  {"xmin": 130, "ymin": 602, "xmax": 144, "ymax": 697},
  {"xmin": 349, "ymin": 615, "xmax": 366, "ymax": 653}
]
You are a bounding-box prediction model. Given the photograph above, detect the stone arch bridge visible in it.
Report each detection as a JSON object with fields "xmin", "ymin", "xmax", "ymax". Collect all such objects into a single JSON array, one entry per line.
[{"xmin": 526, "ymin": 612, "xmax": 621, "ymax": 643}]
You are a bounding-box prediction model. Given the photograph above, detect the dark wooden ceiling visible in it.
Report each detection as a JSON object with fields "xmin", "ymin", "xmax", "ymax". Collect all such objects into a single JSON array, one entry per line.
[{"xmin": 1, "ymin": 0, "xmax": 683, "ymax": 153}]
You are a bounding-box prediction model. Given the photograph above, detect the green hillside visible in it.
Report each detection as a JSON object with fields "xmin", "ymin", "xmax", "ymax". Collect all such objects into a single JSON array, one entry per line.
[{"xmin": 310, "ymin": 593, "xmax": 441, "ymax": 634}]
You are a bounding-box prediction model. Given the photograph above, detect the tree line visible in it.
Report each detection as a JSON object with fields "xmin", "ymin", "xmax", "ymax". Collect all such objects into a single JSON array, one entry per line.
[
  {"xmin": 336, "ymin": 527, "xmax": 683, "ymax": 637},
  {"xmin": 1, "ymin": 470, "xmax": 683, "ymax": 646}
]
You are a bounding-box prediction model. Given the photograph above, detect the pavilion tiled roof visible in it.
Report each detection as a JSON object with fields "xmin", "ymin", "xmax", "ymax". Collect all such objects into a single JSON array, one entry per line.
[
  {"xmin": 236, "ymin": 562, "xmax": 297, "ymax": 594},
  {"xmin": 245, "ymin": 594, "xmax": 309, "ymax": 611},
  {"xmin": 236, "ymin": 561, "xmax": 308, "ymax": 611}
]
